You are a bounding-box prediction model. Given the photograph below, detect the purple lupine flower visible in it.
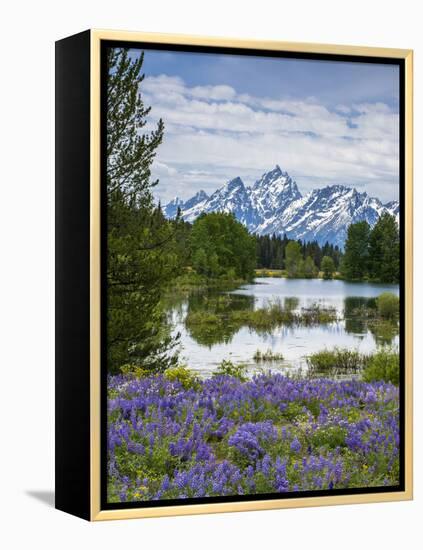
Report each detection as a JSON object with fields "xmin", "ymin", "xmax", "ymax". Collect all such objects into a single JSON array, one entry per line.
[
  {"xmin": 290, "ymin": 438, "xmax": 301, "ymax": 453},
  {"xmin": 107, "ymin": 372, "xmax": 400, "ymax": 502}
]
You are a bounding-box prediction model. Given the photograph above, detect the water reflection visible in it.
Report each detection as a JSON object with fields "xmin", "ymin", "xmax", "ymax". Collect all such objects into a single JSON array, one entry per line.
[
  {"xmin": 185, "ymin": 292, "xmax": 255, "ymax": 347},
  {"xmin": 284, "ymin": 296, "xmax": 299, "ymax": 312},
  {"xmin": 165, "ymin": 278, "xmax": 399, "ymax": 375},
  {"xmin": 343, "ymin": 295, "xmax": 399, "ymax": 345},
  {"xmin": 344, "ymin": 296, "xmax": 376, "ymax": 335}
]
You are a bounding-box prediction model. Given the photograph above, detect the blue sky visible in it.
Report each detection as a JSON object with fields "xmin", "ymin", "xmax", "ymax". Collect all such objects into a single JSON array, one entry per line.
[{"xmin": 129, "ymin": 48, "xmax": 400, "ymax": 203}]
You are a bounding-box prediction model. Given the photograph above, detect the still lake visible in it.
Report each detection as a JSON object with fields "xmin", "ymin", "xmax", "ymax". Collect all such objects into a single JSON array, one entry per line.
[{"xmin": 168, "ymin": 278, "xmax": 399, "ymax": 377}]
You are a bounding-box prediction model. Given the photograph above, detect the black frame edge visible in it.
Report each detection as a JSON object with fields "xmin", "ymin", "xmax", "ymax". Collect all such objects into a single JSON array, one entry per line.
[{"xmin": 55, "ymin": 29, "xmax": 91, "ymax": 521}]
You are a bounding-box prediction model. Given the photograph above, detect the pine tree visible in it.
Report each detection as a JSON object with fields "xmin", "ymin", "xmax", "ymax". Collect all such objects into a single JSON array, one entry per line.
[
  {"xmin": 368, "ymin": 213, "xmax": 399, "ymax": 283},
  {"xmin": 341, "ymin": 221, "xmax": 371, "ymax": 280},
  {"xmin": 106, "ymin": 48, "xmax": 179, "ymax": 374}
]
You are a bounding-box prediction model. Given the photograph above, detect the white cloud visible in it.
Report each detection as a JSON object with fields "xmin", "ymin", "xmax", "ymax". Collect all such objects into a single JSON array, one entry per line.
[
  {"xmin": 152, "ymin": 161, "xmax": 178, "ymax": 177},
  {"xmin": 142, "ymin": 74, "xmax": 399, "ymax": 203},
  {"xmin": 190, "ymin": 84, "xmax": 236, "ymax": 101},
  {"xmin": 335, "ymin": 104, "xmax": 352, "ymax": 114}
]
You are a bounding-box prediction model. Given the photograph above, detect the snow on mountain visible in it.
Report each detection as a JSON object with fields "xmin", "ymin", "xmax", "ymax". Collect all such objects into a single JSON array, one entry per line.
[
  {"xmin": 384, "ymin": 200, "xmax": 400, "ymax": 225},
  {"xmin": 164, "ymin": 166, "xmax": 399, "ymax": 248},
  {"xmin": 250, "ymin": 165, "xmax": 302, "ymax": 223},
  {"xmin": 163, "ymin": 196, "xmax": 184, "ymax": 219},
  {"xmin": 163, "ymin": 190, "xmax": 208, "ymax": 219},
  {"xmin": 183, "ymin": 190, "xmax": 209, "ymax": 211},
  {"xmin": 183, "ymin": 177, "xmax": 259, "ymax": 227},
  {"xmin": 270, "ymin": 185, "xmax": 388, "ymax": 247}
]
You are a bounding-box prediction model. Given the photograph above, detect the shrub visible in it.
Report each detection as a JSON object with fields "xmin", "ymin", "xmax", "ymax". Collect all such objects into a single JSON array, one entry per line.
[
  {"xmin": 362, "ymin": 348, "xmax": 400, "ymax": 385},
  {"xmin": 185, "ymin": 311, "xmax": 220, "ymax": 326},
  {"xmin": 376, "ymin": 292, "xmax": 399, "ymax": 319},
  {"xmin": 120, "ymin": 364, "xmax": 149, "ymax": 377},
  {"xmin": 310, "ymin": 425, "xmax": 347, "ymax": 449},
  {"xmin": 282, "ymin": 402, "xmax": 307, "ymax": 421},
  {"xmin": 213, "ymin": 359, "xmax": 249, "ymax": 381},
  {"xmin": 321, "ymin": 255, "xmax": 336, "ymax": 279},
  {"xmin": 164, "ymin": 365, "xmax": 200, "ymax": 389}
]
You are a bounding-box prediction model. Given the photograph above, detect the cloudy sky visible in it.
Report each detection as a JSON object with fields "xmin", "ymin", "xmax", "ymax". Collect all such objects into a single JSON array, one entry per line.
[{"xmin": 130, "ymin": 48, "xmax": 400, "ymax": 204}]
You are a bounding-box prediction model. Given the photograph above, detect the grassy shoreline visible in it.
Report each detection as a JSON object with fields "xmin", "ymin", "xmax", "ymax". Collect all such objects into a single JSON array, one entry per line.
[
  {"xmin": 170, "ymin": 270, "xmax": 250, "ymax": 292},
  {"xmin": 172, "ymin": 267, "xmax": 399, "ymax": 285}
]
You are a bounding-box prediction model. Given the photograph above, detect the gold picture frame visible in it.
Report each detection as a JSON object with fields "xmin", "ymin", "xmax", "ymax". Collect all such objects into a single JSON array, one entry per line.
[{"xmin": 55, "ymin": 29, "xmax": 413, "ymax": 521}]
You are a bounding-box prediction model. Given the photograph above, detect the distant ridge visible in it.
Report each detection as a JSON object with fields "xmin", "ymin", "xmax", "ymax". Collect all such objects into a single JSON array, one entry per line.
[{"xmin": 164, "ymin": 166, "xmax": 399, "ymax": 248}]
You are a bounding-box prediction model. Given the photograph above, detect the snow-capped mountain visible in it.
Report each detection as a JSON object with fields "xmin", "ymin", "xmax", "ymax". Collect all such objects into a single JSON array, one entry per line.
[
  {"xmin": 163, "ymin": 196, "xmax": 185, "ymax": 219},
  {"xmin": 183, "ymin": 189, "xmax": 209, "ymax": 211},
  {"xmin": 384, "ymin": 200, "xmax": 400, "ymax": 220},
  {"xmin": 265, "ymin": 185, "xmax": 390, "ymax": 246},
  {"xmin": 250, "ymin": 165, "xmax": 302, "ymax": 224},
  {"xmin": 164, "ymin": 190, "xmax": 209, "ymax": 219},
  {"xmin": 164, "ymin": 166, "xmax": 399, "ymax": 248},
  {"xmin": 186, "ymin": 177, "xmax": 259, "ymax": 227}
]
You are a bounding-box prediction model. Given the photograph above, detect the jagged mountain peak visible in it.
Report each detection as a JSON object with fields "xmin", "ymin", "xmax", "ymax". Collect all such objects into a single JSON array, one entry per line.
[
  {"xmin": 251, "ymin": 166, "xmax": 302, "ymax": 221},
  {"xmin": 253, "ymin": 165, "xmax": 294, "ymax": 188},
  {"xmin": 163, "ymin": 190, "xmax": 209, "ymax": 219},
  {"xmin": 222, "ymin": 176, "xmax": 245, "ymax": 192},
  {"xmin": 183, "ymin": 190, "xmax": 209, "ymax": 211},
  {"xmin": 384, "ymin": 199, "xmax": 399, "ymax": 212},
  {"xmin": 163, "ymin": 196, "xmax": 185, "ymax": 218},
  {"xmin": 194, "ymin": 189, "xmax": 208, "ymax": 200},
  {"xmin": 310, "ymin": 184, "xmax": 353, "ymax": 196},
  {"xmin": 260, "ymin": 164, "xmax": 283, "ymax": 179},
  {"xmin": 168, "ymin": 196, "xmax": 184, "ymax": 205},
  {"xmin": 206, "ymin": 176, "xmax": 249, "ymax": 207}
]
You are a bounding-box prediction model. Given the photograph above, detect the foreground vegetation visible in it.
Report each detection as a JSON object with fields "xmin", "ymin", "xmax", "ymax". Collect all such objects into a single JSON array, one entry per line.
[{"xmin": 107, "ymin": 371, "xmax": 400, "ymax": 502}]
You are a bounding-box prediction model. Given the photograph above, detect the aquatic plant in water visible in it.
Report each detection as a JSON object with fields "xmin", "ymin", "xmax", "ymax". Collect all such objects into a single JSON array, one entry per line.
[{"xmin": 253, "ymin": 348, "xmax": 284, "ymax": 363}]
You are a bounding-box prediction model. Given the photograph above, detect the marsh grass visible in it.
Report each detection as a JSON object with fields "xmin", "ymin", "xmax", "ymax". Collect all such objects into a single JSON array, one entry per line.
[
  {"xmin": 306, "ymin": 348, "xmax": 369, "ymax": 377},
  {"xmin": 299, "ymin": 304, "xmax": 338, "ymax": 325},
  {"xmin": 253, "ymin": 349, "xmax": 285, "ymax": 362},
  {"xmin": 306, "ymin": 347, "xmax": 400, "ymax": 383}
]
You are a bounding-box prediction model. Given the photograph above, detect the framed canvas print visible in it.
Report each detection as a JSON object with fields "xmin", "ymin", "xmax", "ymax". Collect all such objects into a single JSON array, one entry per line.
[{"xmin": 55, "ymin": 29, "xmax": 413, "ymax": 521}]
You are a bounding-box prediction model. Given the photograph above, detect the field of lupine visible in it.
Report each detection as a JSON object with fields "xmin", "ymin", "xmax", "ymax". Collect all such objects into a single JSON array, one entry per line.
[{"xmin": 107, "ymin": 372, "xmax": 400, "ymax": 502}]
